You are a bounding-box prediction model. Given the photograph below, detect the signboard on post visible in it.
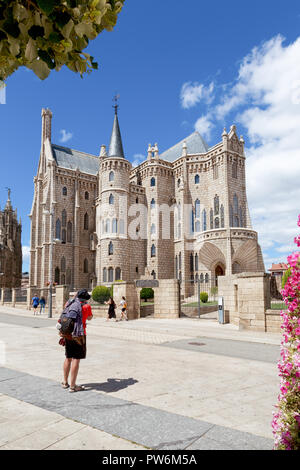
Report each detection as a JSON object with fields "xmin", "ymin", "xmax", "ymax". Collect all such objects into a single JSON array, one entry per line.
[{"xmin": 136, "ymin": 280, "xmax": 159, "ymax": 288}]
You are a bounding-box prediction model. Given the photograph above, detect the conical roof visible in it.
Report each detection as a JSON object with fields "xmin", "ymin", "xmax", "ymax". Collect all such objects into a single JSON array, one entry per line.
[{"xmin": 108, "ymin": 111, "xmax": 125, "ymax": 158}]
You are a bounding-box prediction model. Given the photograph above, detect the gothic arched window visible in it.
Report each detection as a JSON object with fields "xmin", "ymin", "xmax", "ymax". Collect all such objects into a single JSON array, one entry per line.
[
  {"xmin": 62, "ymin": 228, "xmax": 66, "ymax": 244},
  {"xmin": 202, "ymin": 209, "xmax": 207, "ymax": 231},
  {"xmin": 54, "ymin": 267, "xmax": 60, "ymax": 284},
  {"xmin": 67, "ymin": 221, "xmax": 72, "ymax": 243},
  {"xmin": 214, "ymin": 195, "xmax": 219, "ymax": 215},
  {"xmin": 195, "ymin": 254, "xmax": 198, "ymax": 271},
  {"xmin": 105, "ymin": 219, "xmax": 110, "ymax": 233},
  {"xmin": 195, "ymin": 199, "xmax": 200, "ymax": 218},
  {"xmin": 150, "ymin": 198, "xmax": 155, "ymax": 210},
  {"xmin": 150, "ymin": 177, "xmax": 156, "ymax": 187},
  {"xmin": 210, "ymin": 209, "xmax": 214, "ymax": 229},
  {"xmin": 85, "ymin": 191, "xmax": 89, "ymax": 200},
  {"xmin": 177, "ymin": 178, "xmax": 181, "ymax": 188},
  {"xmin": 108, "ymin": 241, "xmax": 113, "ymax": 255},
  {"xmin": 151, "ymin": 270, "xmax": 156, "ymax": 280},
  {"xmin": 233, "ymin": 194, "xmax": 238, "ymax": 214},
  {"xmin": 115, "ymin": 267, "xmax": 121, "ymax": 281},
  {"xmin": 195, "ymin": 174, "xmax": 200, "ymax": 184},
  {"xmin": 55, "ymin": 219, "xmax": 61, "ymax": 240},
  {"xmin": 232, "ymin": 162, "xmax": 237, "ymax": 179},
  {"xmin": 179, "ymin": 252, "xmax": 182, "ymax": 270},
  {"xmin": 62, "ymin": 210, "xmax": 66, "ymax": 227},
  {"xmin": 83, "ymin": 259, "xmax": 88, "ymax": 273},
  {"xmin": 108, "ymin": 267, "xmax": 114, "ymax": 282},
  {"xmin": 103, "ymin": 268, "xmax": 107, "ymax": 282},
  {"xmin": 151, "ymin": 244, "xmax": 156, "ymax": 257},
  {"xmin": 112, "ymin": 219, "xmax": 117, "ymax": 233},
  {"xmin": 200, "ymin": 273, "xmax": 204, "ymax": 283},
  {"xmin": 230, "ymin": 205, "xmax": 233, "ymax": 227},
  {"xmin": 151, "ymin": 223, "xmax": 156, "ymax": 235},
  {"xmin": 84, "ymin": 212, "xmax": 89, "ymax": 230},
  {"xmin": 61, "ymin": 257, "xmax": 66, "ymax": 272},
  {"xmin": 62, "ymin": 187, "xmax": 67, "ymax": 196},
  {"xmin": 221, "ymin": 205, "xmax": 225, "ymax": 228},
  {"xmin": 195, "ymin": 220, "xmax": 200, "ymax": 232},
  {"xmin": 109, "ymin": 194, "xmax": 114, "ymax": 205},
  {"xmin": 109, "ymin": 171, "xmax": 114, "ymax": 182},
  {"xmin": 205, "ymin": 273, "xmax": 209, "ymax": 283},
  {"xmin": 190, "ymin": 253, "xmax": 194, "ymax": 272},
  {"xmin": 215, "ymin": 217, "xmax": 220, "ymax": 229}
]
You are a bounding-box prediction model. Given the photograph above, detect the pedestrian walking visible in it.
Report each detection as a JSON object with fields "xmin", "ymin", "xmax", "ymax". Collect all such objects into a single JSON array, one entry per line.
[
  {"xmin": 32, "ymin": 294, "xmax": 39, "ymax": 315},
  {"xmin": 39, "ymin": 296, "xmax": 46, "ymax": 314},
  {"xmin": 60, "ymin": 289, "xmax": 93, "ymax": 393},
  {"xmin": 119, "ymin": 296, "xmax": 128, "ymax": 321},
  {"xmin": 105, "ymin": 297, "xmax": 117, "ymax": 321}
]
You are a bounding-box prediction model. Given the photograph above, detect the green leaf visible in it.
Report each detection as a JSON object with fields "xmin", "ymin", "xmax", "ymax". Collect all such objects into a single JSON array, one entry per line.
[
  {"xmin": 36, "ymin": 0, "xmax": 60, "ymax": 16},
  {"xmin": 28, "ymin": 25, "xmax": 45, "ymax": 40},
  {"xmin": 48, "ymin": 31, "xmax": 63, "ymax": 43}
]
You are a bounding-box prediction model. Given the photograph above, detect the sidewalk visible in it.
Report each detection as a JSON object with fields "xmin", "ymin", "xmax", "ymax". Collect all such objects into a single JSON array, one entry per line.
[{"xmin": 0, "ymin": 306, "xmax": 280, "ymax": 450}]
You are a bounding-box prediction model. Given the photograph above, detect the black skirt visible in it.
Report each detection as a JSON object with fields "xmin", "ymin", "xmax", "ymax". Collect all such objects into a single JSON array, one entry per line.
[
  {"xmin": 65, "ymin": 335, "xmax": 86, "ymax": 359},
  {"xmin": 108, "ymin": 304, "xmax": 116, "ymax": 318}
]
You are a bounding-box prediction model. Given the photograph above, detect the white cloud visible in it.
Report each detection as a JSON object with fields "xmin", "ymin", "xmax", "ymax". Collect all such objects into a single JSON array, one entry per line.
[
  {"xmin": 194, "ymin": 115, "xmax": 214, "ymax": 140},
  {"xmin": 59, "ymin": 129, "xmax": 73, "ymax": 143},
  {"xmin": 186, "ymin": 35, "xmax": 300, "ymax": 267},
  {"xmin": 180, "ymin": 81, "xmax": 214, "ymax": 109},
  {"xmin": 131, "ymin": 153, "xmax": 145, "ymax": 168},
  {"xmin": 22, "ymin": 245, "xmax": 30, "ymax": 262}
]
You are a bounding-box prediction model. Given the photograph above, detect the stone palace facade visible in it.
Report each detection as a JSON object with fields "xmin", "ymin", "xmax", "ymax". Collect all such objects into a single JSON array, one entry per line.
[
  {"xmin": 0, "ymin": 190, "xmax": 22, "ymax": 288},
  {"xmin": 29, "ymin": 107, "xmax": 265, "ymax": 296}
]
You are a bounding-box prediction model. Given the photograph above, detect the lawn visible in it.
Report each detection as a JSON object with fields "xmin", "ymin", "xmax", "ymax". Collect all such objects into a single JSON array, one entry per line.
[{"xmin": 182, "ymin": 301, "xmax": 218, "ymax": 308}]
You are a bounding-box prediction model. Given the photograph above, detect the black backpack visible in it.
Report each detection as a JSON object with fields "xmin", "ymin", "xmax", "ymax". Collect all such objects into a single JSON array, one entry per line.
[{"xmin": 59, "ymin": 299, "xmax": 76, "ymax": 337}]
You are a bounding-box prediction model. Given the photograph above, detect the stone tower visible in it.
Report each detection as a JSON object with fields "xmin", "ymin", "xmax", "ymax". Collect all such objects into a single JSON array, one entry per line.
[{"xmin": 0, "ymin": 190, "xmax": 22, "ymax": 288}]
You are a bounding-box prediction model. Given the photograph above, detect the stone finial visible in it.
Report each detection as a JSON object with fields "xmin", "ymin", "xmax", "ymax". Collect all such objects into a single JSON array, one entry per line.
[
  {"xmin": 147, "ymin": 143, "xmax": 152, "ymax": 160},
  {"xmin": 100, "ymin": 145, "xmax": 107, "ymax": 157},
  {"xmin": 154, "ymin": 143, "xmax": 159, "ymax": 160},
  {"xmin": 182, "ymin": 140, "xmax": 187, "ymax": 157},
  {"xmin": 230, "ymin": 124, "xmax": 236, "ymax": 133},
  {"xmin": 240, "ymin": 135, "xmax": 245, "ymax": 144},
  {"xmin": 222, "ymin": 127, "xmax": 227, "ymax": 137}
]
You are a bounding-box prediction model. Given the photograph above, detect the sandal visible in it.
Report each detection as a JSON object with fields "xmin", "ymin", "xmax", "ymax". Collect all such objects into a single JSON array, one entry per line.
[
  {"xmin": 61, "ymin": 382, "xmax": 69, "ymax": 389},
  {"xmin": 69, "ymin": 385, "xmax": 85, "ymax": 393}
]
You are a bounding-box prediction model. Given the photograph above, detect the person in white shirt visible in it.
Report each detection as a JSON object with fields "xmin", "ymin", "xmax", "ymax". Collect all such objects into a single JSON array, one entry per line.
[{"xmin": 119, "ymin": 296, "xmax": 128, "ymax": 321}]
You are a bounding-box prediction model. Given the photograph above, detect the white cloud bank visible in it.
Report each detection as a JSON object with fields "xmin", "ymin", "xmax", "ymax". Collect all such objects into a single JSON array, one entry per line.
[
  {"xmin": 59, "ymin": 129, "xmax": 73, "ymax": 143},
  {"xmin": 182, "ymin": 35, "xmax": 300, "ymax": 268},
  {"xmin": 180, "ymin": 82, "xmax": 214, "ymax": 109}
]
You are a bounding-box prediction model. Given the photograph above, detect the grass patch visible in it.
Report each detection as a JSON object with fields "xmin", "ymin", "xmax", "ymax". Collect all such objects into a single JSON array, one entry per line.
[
  {"xmin": 182, "ymin": 301, "xmax": 218, "ymax": 308},
  {"xmin": 271, "ymin": 302, "xmax": 286, "ymax": 310}
]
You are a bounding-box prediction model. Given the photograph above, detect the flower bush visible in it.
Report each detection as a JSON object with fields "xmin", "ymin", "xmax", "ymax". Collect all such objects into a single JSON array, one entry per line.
[
  {"xmin": 272, "ymin": 214, "xmax": 300, "ymax": 450},
  {"xmin": 0, "ymin": 0, "xmax": 125, "ymax": 80}
]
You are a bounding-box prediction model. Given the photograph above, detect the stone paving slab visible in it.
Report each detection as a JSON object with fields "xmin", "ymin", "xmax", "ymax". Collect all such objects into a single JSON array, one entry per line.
[
  {"xmin": 162, "ymin": 337, "xmax": 280, "ymax": 363},
  {"xmin": 0, "ymin": 367, "xmax": 273, "ymax": 450}
]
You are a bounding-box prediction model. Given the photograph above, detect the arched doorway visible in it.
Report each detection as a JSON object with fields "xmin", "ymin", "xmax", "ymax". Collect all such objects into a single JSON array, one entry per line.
[{"xmin": 215, "ymin": 264, "xmax": 225, "ymax": 287}]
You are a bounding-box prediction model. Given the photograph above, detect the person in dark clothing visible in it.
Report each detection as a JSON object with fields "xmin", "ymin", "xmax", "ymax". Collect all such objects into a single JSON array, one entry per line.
[
  {"xmin": 39, "ymin": 296, "xmax": 46, "ymax": 314},
  {"xmin": 105, "ymin": 297, "xmax": 117, "ymax": 322}
]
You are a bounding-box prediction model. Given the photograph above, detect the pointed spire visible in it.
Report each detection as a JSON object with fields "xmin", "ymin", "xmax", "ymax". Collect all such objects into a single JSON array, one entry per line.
[
  {"xmin": 108, "ymin": 96, "xmax": 125, "ymax": 158},
  {"xmin": 4, "ymin": 188, "xmax": 12, "ymax": 211}
]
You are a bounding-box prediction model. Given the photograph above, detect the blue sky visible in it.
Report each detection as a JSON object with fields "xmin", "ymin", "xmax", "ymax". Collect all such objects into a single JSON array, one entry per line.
[{"xmin": 1, "ymin": 0, "xmax": 300, "ymax": 272}]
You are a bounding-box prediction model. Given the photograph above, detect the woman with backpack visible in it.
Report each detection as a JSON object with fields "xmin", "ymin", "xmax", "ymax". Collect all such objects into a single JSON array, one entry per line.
[
  {"xmin": 105, "ymin": 297, "xmax": 117, "ymax": 322},
  {"xmin": 60, "ymin": 289, "xmax": 93, "ymax": 393}
]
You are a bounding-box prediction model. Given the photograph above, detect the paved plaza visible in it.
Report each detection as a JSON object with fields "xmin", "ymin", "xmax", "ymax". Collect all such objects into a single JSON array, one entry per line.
[{"xmin": 0, "ymin": 306, "xmax": 281, "ymax": 450}]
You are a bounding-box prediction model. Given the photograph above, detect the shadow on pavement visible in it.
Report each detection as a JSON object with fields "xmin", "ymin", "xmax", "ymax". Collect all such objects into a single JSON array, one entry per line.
[{"xmin": 83, "ymin": 377, "xmax": 138, "ymax": 393}]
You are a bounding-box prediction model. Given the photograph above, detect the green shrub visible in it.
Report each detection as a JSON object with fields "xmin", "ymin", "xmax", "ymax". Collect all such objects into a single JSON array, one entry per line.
[
  {"xmin": 140, "ymin": 288, "xmax": 154, "ymax": 302},
  {"xmin": 281, "ymin": 268, "xmax": 291, "ymax": 289},
  {"xmin": 92, "ymin": 286, "xmax": 111, "ymax": 304},
  {"xmin": 210, "ymin": 286, "xmax": 218, "ymax": 300},
  {"xmin": 200, "ymin": 292, "xmax": 208, "ymax": 303}
]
